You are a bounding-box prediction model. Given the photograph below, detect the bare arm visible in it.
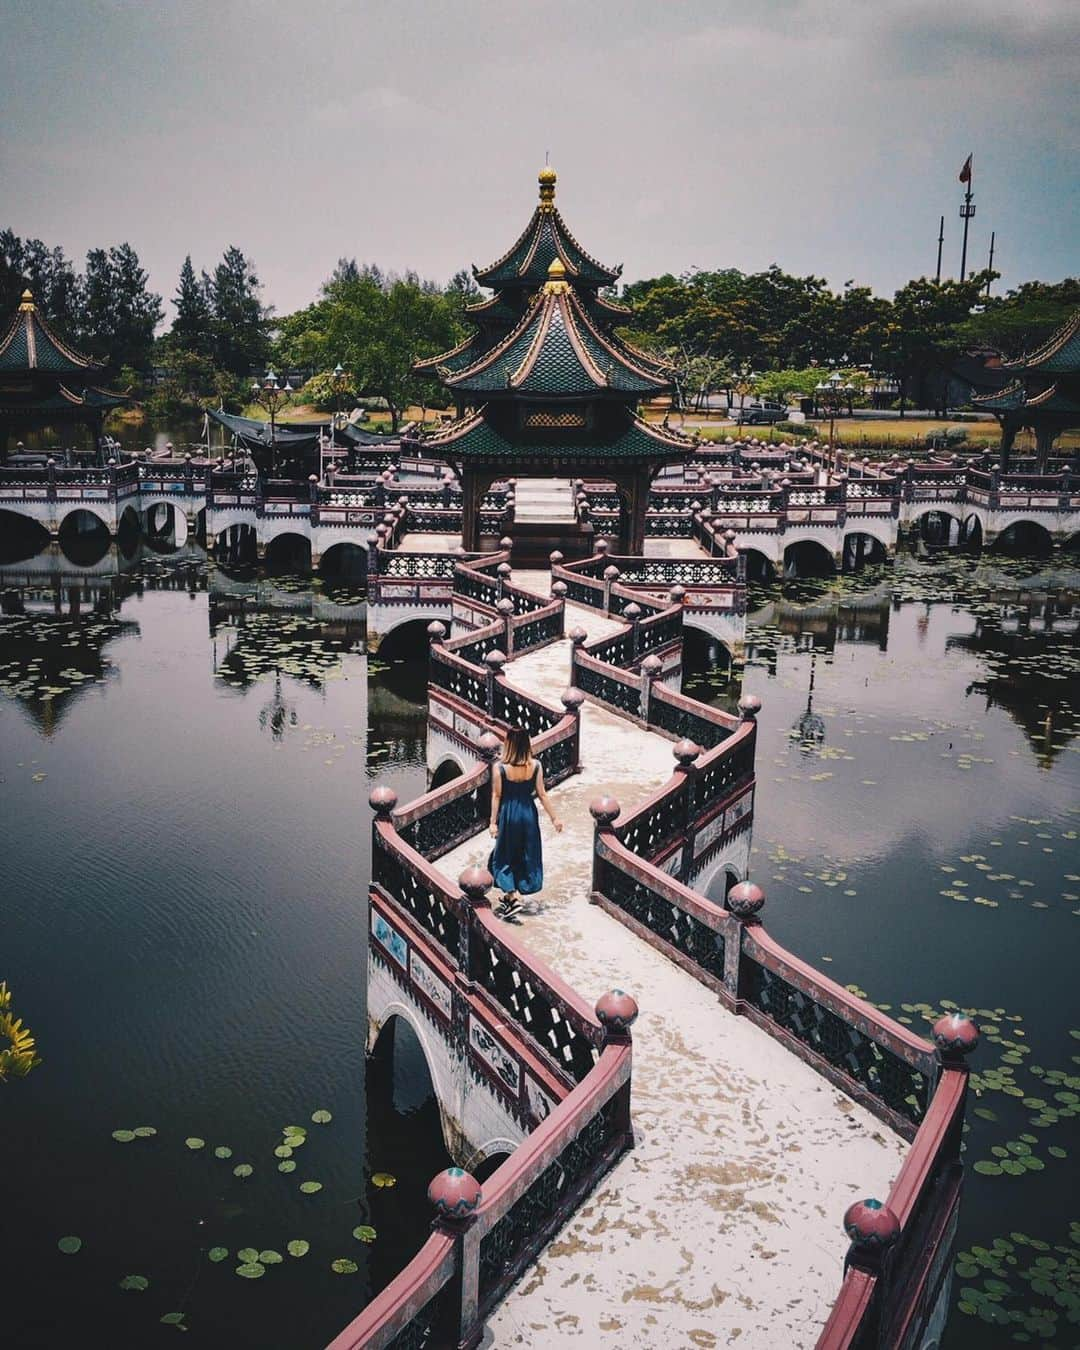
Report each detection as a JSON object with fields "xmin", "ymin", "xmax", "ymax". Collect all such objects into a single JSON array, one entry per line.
[
  {"xmin": 534, "ymin": 763, "xmax": 564, "ymax": 832},
  {"xmin": 489, "ymin": 765, "xmax": 502, "ymax": 836}
]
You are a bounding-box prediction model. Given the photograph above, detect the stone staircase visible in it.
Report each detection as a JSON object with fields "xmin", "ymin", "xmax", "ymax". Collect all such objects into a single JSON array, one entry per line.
[{"xmin": 507, "ymin": 476, "xmax": 594, "ymax": 563}]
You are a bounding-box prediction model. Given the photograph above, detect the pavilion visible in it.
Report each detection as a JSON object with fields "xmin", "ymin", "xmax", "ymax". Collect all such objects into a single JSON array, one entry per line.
[
  {"xmin": 973, "ymin": 308, "xmax": 1080, "ymax": 471},
  {"xmin": 413, "ymin": 167, "xmax": 694, "ymax": 553},
  {"xmin": 0, "ymin": 289, "xmax": 125, "ymax": 462}
]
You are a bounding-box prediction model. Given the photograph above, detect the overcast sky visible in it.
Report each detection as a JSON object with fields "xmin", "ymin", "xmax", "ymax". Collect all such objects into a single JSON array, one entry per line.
[{"xmin": 2, "ymin": 0, "xmax": 1076, "ymax": 322}]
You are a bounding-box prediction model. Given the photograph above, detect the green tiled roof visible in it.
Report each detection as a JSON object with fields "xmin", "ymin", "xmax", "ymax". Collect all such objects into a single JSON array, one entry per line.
[
  {"xmin": 1002, "ymin": 309, "xmax": 1080, "ymax": 376},
  {"xmin": 0, "ymin": 384, "xmax": 125, "ymax": 418},
  {"xmin": 447, "ymin": 283, "xmax": 667, "ymax": 398},
  {"xmin": 0, "ymin": 296, "xmax": 103, "ymax": 376},
  {"xmin": 413, "ymin": 331, "xmax": 490, "ymax": 378},
  {"xmin": 973, "ymin": 380, "xmax": 1080, "ymax": 416},
  {"xmin": 475, "ymin": 207, "xmax": 620, "ymax": 289},
  {"xmin": 421, "ymin": 408, "xmax": 694, "ymax": 462}
]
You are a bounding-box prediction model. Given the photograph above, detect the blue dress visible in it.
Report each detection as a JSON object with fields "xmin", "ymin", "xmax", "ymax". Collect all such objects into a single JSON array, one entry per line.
[{"xmin": 489, "ymin": 763, "xmax": 543, "ymax": 896}]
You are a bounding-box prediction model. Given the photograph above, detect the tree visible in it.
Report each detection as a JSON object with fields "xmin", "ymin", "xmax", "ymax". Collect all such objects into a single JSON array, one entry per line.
[
  {"xmin": 958, "ymin": 278, "xmax": 1080, "ymax": 356},
  {"xmin": 170, "ymin": 255, "xmax": 213, "ymax": 357},
  {"xmin": 79, "ymin": 243, "xmax": 163, "ymax": 374},
  {"xmin": 208, "ymin": 246, "xmax": 270, "ymax": 376},
  {"xmin": 0, "ymin": 230, "xmax": 83, "ymax": 332}
]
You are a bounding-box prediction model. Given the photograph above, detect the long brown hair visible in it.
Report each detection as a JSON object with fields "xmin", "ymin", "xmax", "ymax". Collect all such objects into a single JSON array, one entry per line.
[{"xmin": 502, "ymin": 727, "xmax": 532, "ymax": 766}]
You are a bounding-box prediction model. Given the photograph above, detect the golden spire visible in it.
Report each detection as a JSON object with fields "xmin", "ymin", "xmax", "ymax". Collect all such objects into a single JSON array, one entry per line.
[
  {"xmin": 19, "ymin": 289, "xmax": 36, "ymax": 312},
  {"xmin": 543, "ymin": 256, "xmax": 568, "ymax": 295},
  {"xmin": 538, "ymin": 163, "xmax": 557, "ymax": 211}
]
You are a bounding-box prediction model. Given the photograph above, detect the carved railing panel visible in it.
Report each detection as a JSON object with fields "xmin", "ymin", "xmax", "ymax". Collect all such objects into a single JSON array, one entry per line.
[
  {"xmin": 371, "ymin": 831, "xmax": 461, "ymax": 963},
  {"xmin": 596, "ymin": 856, "xmax": 726, "ymax": 983}
]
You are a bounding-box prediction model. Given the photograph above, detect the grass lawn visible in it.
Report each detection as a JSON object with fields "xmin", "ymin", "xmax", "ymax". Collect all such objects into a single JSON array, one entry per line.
[{"xmin": 691, "ymin": 418, "xmax": 1080, "ymax": 453}]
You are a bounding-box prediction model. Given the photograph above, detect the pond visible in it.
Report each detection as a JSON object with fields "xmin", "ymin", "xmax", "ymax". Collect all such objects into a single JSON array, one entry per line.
[{"xmin": 1, "ymin": 542, "xmax": 1077, "ymax": 1348}]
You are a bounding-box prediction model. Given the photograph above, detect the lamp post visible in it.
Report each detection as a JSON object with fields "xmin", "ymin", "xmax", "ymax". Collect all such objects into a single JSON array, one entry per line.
[
  {"xmin": 733, "ymin": 364, "xmax": 756, "ymax": 434},
  {"xmin": 327, "ymin": 362, "xmax": 349, "ymax": 481},
  {"xmin": 250, "ymin": 368, "xmax": 293, "ymax": 477}
]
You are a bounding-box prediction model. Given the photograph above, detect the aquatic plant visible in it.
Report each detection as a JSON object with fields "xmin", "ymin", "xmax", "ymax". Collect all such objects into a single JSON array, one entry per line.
[{"xmin": 0, "ymin": 981, "xmax": 41, "ymax": 1082}]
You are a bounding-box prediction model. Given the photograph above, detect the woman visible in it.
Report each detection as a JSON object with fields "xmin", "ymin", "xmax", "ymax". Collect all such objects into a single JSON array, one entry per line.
[{"xmin": 488, "ymin": 727, "xmax": 563, "ymax": 917}]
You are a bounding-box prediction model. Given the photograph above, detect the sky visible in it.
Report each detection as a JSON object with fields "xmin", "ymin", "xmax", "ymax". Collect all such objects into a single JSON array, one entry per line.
[{"xmin": 1, "ymin": 0, "xmax": 1077, "ymax": 324}]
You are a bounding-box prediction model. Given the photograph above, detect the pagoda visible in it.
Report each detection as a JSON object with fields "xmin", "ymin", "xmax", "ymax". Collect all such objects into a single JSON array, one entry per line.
[
  {"xmin": 0, "ymin": 289, "xmax": 125, "ymax": 460},
  {"xmin": 973, "ymin": 308, "xmax": 1080, "ymax": 471},
  {"xmin": 413, "ymin": 167, "xmax": 694, "ymax": 554}
]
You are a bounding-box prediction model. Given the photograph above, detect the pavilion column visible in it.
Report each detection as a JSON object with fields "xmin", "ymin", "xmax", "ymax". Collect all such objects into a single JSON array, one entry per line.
[
  {"xmin": 1034, "ymin": 425, "xmax": 1056, "ymax": 475},
  {"xmin": 460, "ymin": 468, "xmax": 482, "ymax": 551},
  {"xmin": 626, "ymin": 468, "xmax": 649, "ymax": 556},
  {"xmin": 999, "ymin": 420, "xmax": 1017, "ymax": 473}
]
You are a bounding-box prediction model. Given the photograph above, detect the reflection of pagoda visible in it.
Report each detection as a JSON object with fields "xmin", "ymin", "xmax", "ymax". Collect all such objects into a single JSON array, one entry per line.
[
  {"xmin": 413, "ymin": 167, "xmax": 693, "ymax": 555},
  {"xmin": 974, "ymin": 309, "xmax": 1080, "ymax": 470},
  {"xmin": 0, "ymin": 291, "xmax": 125, "ymax": 460}
]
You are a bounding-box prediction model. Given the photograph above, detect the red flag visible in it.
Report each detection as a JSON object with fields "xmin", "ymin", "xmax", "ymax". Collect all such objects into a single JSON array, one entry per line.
[{"xmin": 959, "ymin": 154, "xmax": 973, "ymax": 184}]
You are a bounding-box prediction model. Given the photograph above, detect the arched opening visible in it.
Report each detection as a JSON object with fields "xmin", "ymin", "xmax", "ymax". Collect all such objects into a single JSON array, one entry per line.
[
  {"xmin": 319, "ymin": 541, "xmax": 369, "ymax": 583},
  {"xmin": 680, "ymin": 624, "xmax": 734, "ymax": 696},
  {"xmin": 194, "ymin": 507, "xmax": 207, "ymax": 543},
  {"xmin": 914, "ymin": 511, "xmax": 961, "ymax": 547},
  {"xmin": 961, "ymin": 514, "xmax": 983, "ymax": 549},
  {"xmin": 370, "ymin": 1015, "xmax": 437, "ymax": 1115},
  {"xmin": 703, "ymin": 866, "xmax": 741, "ymax": 907},
  {"xmin": 430, "ymin": 758, "xmax": 464, "ymax": 791},
  {"xmin": 58, "ymin": 509, "xmax": 111, "ymax": 565},
  {"xmin": 841, "ymin": 532, "xmax": 887, "ymax": 572},
  {"xmin": 116, "ymin": 504, "xmax": 141, "ymax": 558},
  {"xmin": 377, "ymin": 618, "xmax": 439, "ymax": 663},
  {"xmin": 783, "ymin": 539, "xmax": 835, "ymax": 578},
  {"xmin": 215, "ymin": 522, "xmax": 257, "ymax": 567},
  {"xmin": 469, "ymin": 1149, "xmax": 513, "ymax": 1185},
  {"xmin": 990, "ymin": 520, "xmax": 1053, "ymax": 558},
  {"xmin": 0, "ymin": 509, "xmax": 50, "ymax": 564},
  {"xmin": 265, "ymin": 532, "xmax": 312, "ymax": 573},
  {"xmin": 743, "ymin": 548, "xmax": 776, "ymax": 583},
  {"xmin": 143, "ymin": 500, "xmax": 185, "ymax": 552}
]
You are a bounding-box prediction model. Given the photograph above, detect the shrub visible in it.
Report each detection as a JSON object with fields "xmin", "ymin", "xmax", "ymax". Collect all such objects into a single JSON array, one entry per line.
[{"xmin": 775, "ymin": 421, "xmax": 816, "ymax": 439}]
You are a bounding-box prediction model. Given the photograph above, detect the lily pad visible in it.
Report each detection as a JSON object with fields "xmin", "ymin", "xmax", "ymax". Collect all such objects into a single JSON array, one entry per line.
[
  {"xmin": 208, "ymin": 1247, "xmax": 229, "ymax": 1263},
  {"xmin": 57, "ymin": 1236, "xmax": 82, "ymax": 1254},
  {"xmin": 973, "ymin": 1161, "xmax": 1003, "ymax": 1176},
  {"xmin": 119, "ymin": 1274, "xmax": 150, "ymax": 1292},
  {"xmin": 160, "ymin": 1313, "xmax": 186, "ymax": 1326},
  {"xmin": 278, "ymin": 1160, "xmax": 296, "ymax": 1173},
  {"xmin": 237, "ymin": 1248, "xmax": 259, "ymax": 1264},
  {"xmin": 233, "ymin": 1164, "xmax": 253, "ymax": 1179},
  {"xmin": 372, "ymin": 1172, "xmax": 397, "ymax": 1189},
  {"xmin": 274, "ymin": 1145, "xmax": 293, "ymax": 1158},
  {"xmin": 235, "ymin": 1262, "xmax": 265, "ymax": 1279},
  {"xmin": 287, "ymin": 1240, "xmax": 309, "ymax": 1258},
  {"xmin": 214, "ymin": 1146, "xmax": 233, "ymax": 1159},
  {"xmin": 311, "ymin": 1109, "xmax": 332, "ymax": 1124},
  {"xmin": 299, "ymin": 1181, "xmax": 322, "ymax": 1194},
  {"xmin": 258, "ymin": 1250, "xmax": 283, "ymax": 1265},
  {"xmin": 185, "ymin": 1137, "xmax": 205, "ymax": 1150},
  {"xmin": 353, "ymin": 1226, "xmax": 377, "ymax": 1243},
  {"xmin": 133, "ymin": 1126, "xmax": 157, "ymax": 1137},
  {"xmin": 331, "ymin": 1258, "xmax": 358, "ymax": 1275},
  {"xmin": 112, "ymin": 1129, "xmax": 136, "ymax": 1143}
]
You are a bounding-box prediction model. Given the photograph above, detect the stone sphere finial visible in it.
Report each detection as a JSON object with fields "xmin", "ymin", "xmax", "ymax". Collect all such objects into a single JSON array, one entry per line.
[
  {"xmin": 452, "ymin": 544, "xmax": 467, "ymax": 556},
  {"xmin": 499, "ymin": 535, "xmax": 513, "ymax": 551},
  {"xmin": 727, "ymin": 881, "xmax": 765, "ymax": 919},
  {"xmin": 426, "ymin": 620, "xmax": 447, "ymax": 642},
  {"xmin": 484, "ymin": 649, "xmax": 507, "ymax": 672},
  {"xmin": 551, "ymin": 580, "xmax": 568, "ymax": 599},
  {"xmin": 738, "ymin": 693, "xmax": 762, "ymax": 720},
  {"xmin": 623, "ymin": 602, "xmax": 642, "ymax": 622},
  {"xmin": 595, "ymin": 538, "xmax": 609, "ymax": 555},
  {"xmin": 641, "ymin": 654, "xmax": 662, "ymax": 679},
  {"xmin": 478, "ymin": 731, "xmax": 502, "ymax": 761},
  {"xmin": 932, "ymin": 1012, "xmax": 980, "ymax": 1059},
  {"xmin": 673, "ymin": 739, "xmax": 701, "ymax": 768},
  {"xmin": 589, "ymin": 795, "xmax": 621, "ymax": 826},
  {"xmin": 669, "ymin": 583, "xmax": 686, "ymax": 605},
  {"xmin": 459, "ymin": 865, "xmax": 493, "ymax": 902},
  {"xmin": 497, "ymin": 561, "xmax": 512, "ymax": 579},
  {"xmin": 603, "ymin": 565, "xmax": 620, "ymax": 582},
  {"xmin": 569, "ymin": 625, "xmax": 588, "ymax": 646},
  {"xmin": 428, "ymin": 1167, "xmax": 482, "ymax": 1220},
  {"xmin": 496, "ymin": 597, "xmax": 515, "ymax": 616},
  {"xmin": 308, "ymin": 473, "xmax": 319, "ymax": 483},
  {"xmin": 549, "ymin": 550, "xmax": 564, "ymax": 566},
  {"xmin": 843, "ymin": 1199, "xmax": 901, "ymax": 1251},
  {"xmin": 561, "ymin": 687, "xmax": 585, "ymax": 713},
  {"xmin": 595, "ymin": 989, "xmax": 639, "ymax": 1035},
  {"xmin": 369, "ymin": 785, "xmax": 398, "ymax": 818}
]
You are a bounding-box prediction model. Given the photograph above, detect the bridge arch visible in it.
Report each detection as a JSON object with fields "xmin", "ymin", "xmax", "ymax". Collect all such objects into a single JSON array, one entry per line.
[
  {"xmin": 57, "ymin": 508, "xmax": 112, "ymax": 564},
  {"xmin": 990, "ymin": 518, "xmax": 1054, "ymax": 557},
  {"xmin": 430, "ymin": 756, "xmax": 465, "ymax": 790},
  {"xmin": 264, "ymin": 530, "xmax": 312, "ymax": 572},
  {"xmin": 58, "ymin": 503, "xmax": 112, "ymax": 535},
  {"xmin": 783, "ymin": 537, "xmax": 836, "ymax": 578},
  {"xmin": 0, "ymin": 508, "xmax": 50, "ymax": 563},
  {"xmin": 699, "ymin": 859, "xmax": 745, "ymax": 905},
  {"xmin": 375, "ymin": 613, "xmax": 448, "ymax": 659},
  {"xmin": 741, "ymin": 547, "xmax": 776, "ymax": 582},
  {"xmin": 319, "ymin": 540, "xmax": 369, "ymax": 581},
  {"xmin": 369, "ymin": 1005, "xmax": 458, "ymax": 1159},
  {"xmin": 841, "ymin": 530, "xmax": 888, "ymax": 571},
  {"xmin": 961, "ymin": 513, "xmax": 983, "ymax": 547},
  {"xmin": 682, "ymin": 622, "xmax": 734, "ymax": 675},
  {"xmin": 215, "ymin": 521, "xmax": 257, "ymax": 565}
]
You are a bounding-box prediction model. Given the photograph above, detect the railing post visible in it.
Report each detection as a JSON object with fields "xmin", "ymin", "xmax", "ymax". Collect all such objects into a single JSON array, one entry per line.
[
  {"xmin": 568, "ymin": 625, "xmax": 587, "ymax": 688},
  {"xmin": 496, "ymin": 597, "xmax": 514, "ymax": 656},
  {"xmin": 640, "ymin": 653, "xmax": 662, "ymax": 725},
  {"xmin": 931, "ymin": 1012, "xmax": 980, "ymax": 1137},
  {"xmin": 840, "ymin": 1197, "xmax": 902, "ymax": 1343},
  {"xmin": 484, "ymin": 649, "xmax": 506, "ymax": 716},
  {"xmin": 595, "ymin": 990, "xmax": 640, "ymax": 1140},
  {"xmin": 561, "ymin": 687, "xmax": 585, "ymax": 771},
  {"xmin": 588, "ymin": 796, "xmax": 621, "ymax": 906},
  {"xmin": 458, "ymin": 866, "xmax": 492, "ymax": 982},
  {"xmin": 725, "ymin": 881, "xmax": 765, "ymax": 1002},
  {"xmin": 623, "ymin": 602, "xmax": 642, "ymax": 661},
  {"xmin": 496, "ymin": 560, "xmax": 512, "ymax": 602},
  {"xmin": 602, "ymin": 564, "xmax": 620, "ymax": 614},
  {"xmin": 428, "ymin": 1168, "xmax": 483, "ymax": 1347},
  {"xmin": 672, "ymin": 740, "xmax": 700, "ymax": 880},
  {"xmin": 46, "ymin": 456, "xmax": 57, "ymax": 505}
]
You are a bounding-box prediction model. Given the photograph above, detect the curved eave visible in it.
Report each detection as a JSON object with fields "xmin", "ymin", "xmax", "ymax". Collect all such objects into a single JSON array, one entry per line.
[
  {"xmin": 474, "ymin": 206, "xmax": 620, "ymax": 289},
  {"xmin": 412, "ymin": 332, "xmax": 487, "ymax": 378},
  {"xmin": 1001, "ymin": 309, "xmax": 1080, "ymax": 374},
  {"xmin": 0, "ymin": 308, "xmax": 105, "ymax": 375},
  {"xmin": 418, "ymin": 407, "xmax": 696, "ymax": 462},
  {"xmin": 972, "ymin": 381, "xmax": 1025, "ymax": 412}
]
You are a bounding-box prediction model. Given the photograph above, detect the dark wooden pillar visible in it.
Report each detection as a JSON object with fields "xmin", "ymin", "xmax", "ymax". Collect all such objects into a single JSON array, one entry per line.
[
  {"xmin": 460, "ymin": 468, "xmax": 481, "ymax": 551},
  {"xmin": 1034, "ymin": 424, "xmax": 1056, "ymax": 475},
  {"xmin": 626, "ymin": 467, "xmax": 649, "ymax": 556},
  {"xmin": 999, "ymin": 419, "xmax": 1017, "ymax": 474}
]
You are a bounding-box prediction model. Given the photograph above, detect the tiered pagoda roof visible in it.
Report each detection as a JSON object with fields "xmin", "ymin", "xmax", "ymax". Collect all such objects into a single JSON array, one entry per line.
[
  {"xmin": 419, "ymin": 405, "xmax": 696, "ymax": 463},
  {"xmin": 0, "ymin": 290, "xmax": 105, "ymax": 377},
  {"xmin": 1000, "ymin": 309, "xmax": 1080, "ymax": 374},
  {"xmin": 445, "ymin": 261, "xmax": 668, "ymax": 399},
  {"xmin": 973, "ymin": 308, "xmax": 1080, "ymax": 420}
]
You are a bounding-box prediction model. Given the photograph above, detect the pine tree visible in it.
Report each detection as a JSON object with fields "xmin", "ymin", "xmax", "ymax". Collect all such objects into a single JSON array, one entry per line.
[
  {"xmin": 170, "ymin": 255, "xmax": 212, "ymax": 356},
  {"xmin": 79, "ymin": 243, "xmax": 163, "ymax": 374},
  {"xmin": 209, "ymin": 245, "xmax": 270, "ymax": 376}
]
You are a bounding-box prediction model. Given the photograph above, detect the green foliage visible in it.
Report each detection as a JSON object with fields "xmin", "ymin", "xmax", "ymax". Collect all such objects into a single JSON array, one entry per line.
[
  {"xmin": 959, "ymin": 277, "xmax": 1080, "ymax": 355},
  {"xmin": 299, "ymin": 369, "xmax": 359, "ymax": 413},
  {"xmin": 170, "ymin": 255, "xmax": 213, "ymax": 357},
  {"xmin": 0, "ymin": 980, "xmax": 41, "ymax": 1082},
  {"xmin": 79, "ymin": 243, "xmax": 163, "ymax": 374},
  {"xmin": 774, "ymin": 421, "xmax": 816, "ymax": 439}
]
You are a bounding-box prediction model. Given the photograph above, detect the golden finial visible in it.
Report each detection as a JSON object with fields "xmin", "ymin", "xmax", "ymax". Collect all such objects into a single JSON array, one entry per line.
[
  {"xmin": 538, "ymin": 164, "xmax": 557, "ymax": 211},
  {"xmin": 543, "ymin": 256, "xmax": 568, "ymax": 295},
  {"xmin": 19, "ymin": 289, "xmax": 36, "ymax": 311}
]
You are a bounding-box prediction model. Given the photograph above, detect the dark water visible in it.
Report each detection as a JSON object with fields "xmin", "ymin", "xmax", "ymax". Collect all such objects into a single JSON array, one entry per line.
[
  {"xmin": 2, "ymin": 542, "xmax": 1078, "ymax": 1348},
  {"xmin": 0, "ymin": 547, "xmax": 448, "ymax": 1350},
  {"xmin": 688, "ymin": 552, "xmax": 1080, "ymax": 1348}
]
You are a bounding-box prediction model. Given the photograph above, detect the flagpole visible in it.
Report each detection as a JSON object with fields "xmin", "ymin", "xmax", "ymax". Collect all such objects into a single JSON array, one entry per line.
[
  {"xmin": 935, "ymin": 215, "xmax": 944, "ymax": 283},
  {"xmin": 959, "ymin": 155, "xmax": 975, "ymax": 282},
  {"xmin": 986, "ymin": 231, "xmax": 995, "ymax": 295}
]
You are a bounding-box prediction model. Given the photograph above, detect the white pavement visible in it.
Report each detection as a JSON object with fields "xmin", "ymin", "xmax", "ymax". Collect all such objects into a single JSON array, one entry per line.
[{"xmin": 433, "ymin": 579, "xmax": 906, "ymax": 1350}]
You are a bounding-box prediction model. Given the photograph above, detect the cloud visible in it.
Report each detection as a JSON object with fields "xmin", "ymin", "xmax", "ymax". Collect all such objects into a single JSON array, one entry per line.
[{"xmin": 309, "ymin": 86, "xmax": 434, "ymax": 133}]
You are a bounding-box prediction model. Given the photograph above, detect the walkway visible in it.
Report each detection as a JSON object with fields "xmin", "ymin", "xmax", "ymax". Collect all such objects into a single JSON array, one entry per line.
[{"xmin": 434, "ymin": 575, "xmax": 906, "ymax": 1349}]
